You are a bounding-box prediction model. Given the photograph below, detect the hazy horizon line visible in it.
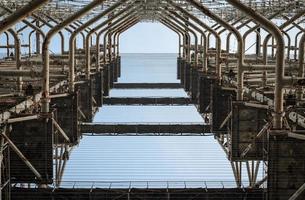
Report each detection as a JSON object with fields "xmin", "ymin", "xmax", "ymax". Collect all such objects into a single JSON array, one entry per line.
[{"xmin": 120, "ymin": 52, "xmax": 178, "ymax": 54}]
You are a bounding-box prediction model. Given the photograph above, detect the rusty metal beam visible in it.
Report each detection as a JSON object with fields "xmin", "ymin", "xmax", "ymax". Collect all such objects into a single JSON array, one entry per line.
[
  {"xmin": 102, "ymin": 17, "xmax": 139, "ymax": 63},
  {"xmin": 168, "ymin": 1, "xmax": 216, "ymax": 80},
  {"xmin": 186, "ymin": 0, "xmax": 244, "ymax": 101},
  {"xmin": 161, "ymin": 11, "xmax": 198, "ymax": 66},
  {"xmin": 80, "ymin": 122, "xmax": 208, "ymax": 134},
  {"xmin": 113, "ymin": 20, "xmax": 139, "ymax": 58},
  {"xmin": 0, "ymin": 0, "xmax": 49, "ymax": 34},
  {"xmin": 42, "ymin": 0, "xmax": 107, "ymax": 113},
  {"xmin": 86, "ymin": 4, "xmax": 137, "ymax": 72},
  {"xmin": 68, "ymin": 0, "xmax": 130, "ymax": 92},
  {"xmin": 98, "ymin": 13, "xmax": 138, "ymax": 63},
  {"xmin": 227, "ymin": 0, "xmax": 285, "ymax": 129},
  {"xmin": 0, "ymin": 5, "xmax": 46, "ymax": 40},
  {"xmin": 103, "ymin": 97, "xmax": 193, "ymax": 105}
]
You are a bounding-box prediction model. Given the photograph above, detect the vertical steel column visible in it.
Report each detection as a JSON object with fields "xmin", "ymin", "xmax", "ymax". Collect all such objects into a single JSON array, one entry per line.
[
  {"xmin": 182, "ymin": 16, "xmax": 191, "ymax": 64},
  {"xmin": 256, "ymin": 28, "xmax": 261, "ymax": 56},
  {"xmin": 167, "ymin": 9, "xmax": 204, "ymax": 65},
  {"xmin": 281, "ymin": 17, "xmax": 305, "ymax": 60},
  {"xmin": 167, "ymin": 0, "xmax": 218, "ymax": 74},
  {"xmin": 28, "ymin": 23, "xmax": 46, "ymax": 56},
  {"xmin": 68, "ymin": 1, "xmax": 127, "ymax": 90},
  {"xmin": 225, "ymin": 19, "xmax": 254, "ymax": 53},
  {"xmin": 161, "ymin": 16, "xmax": 191, "ymax": 87},
  {"xmin": 160, "ymin": 16, "xmax": 192, "ymax": 89},
  {"xmin": 0, "ymin": 5, "xmax": 46, "ymax": 54},
  {"xmin": 162, "ymin": 12, "xmax": 198, "ymax": 94},
  {"xmin": 185, "ymin": 0, "xmax": 244, "ymax": 100},
  {"xmin": 3, "ymin": 32, "xmax": 10, "ymax": 57},
  {"xmin": 206, "ymin": 18, "xmax": 231, "ymax": 48},
  {"xmin": 97, "ymin": 15, "xmax": 138, "ymax": 96},
  {"xmin": 115, "ymin": 20, "xmax": 139, "ymax": 61},
  {"xmin": 227, "ymin": 0, "xmax": 285, "ymax": 129},
  {"xmin": 101, "ymin": 17, "xmax": 139, "ymax": 90},
  {"xmin": 0, "ymin": 130, "xmax": 4, "ymax": 199},
  {"xmin": 295, "ymin": 31, "xmax": 304, "ymax": 60},
  {"xmin": 262, "ymin": 10, "xmax": 305, "ymax": 65},
  {"xmin": 36, "ymin": 21, "xmax": 41, "ymax": 54},
  {"xmin": 41, "ymin": 0, "xmax": 106, "ymax": 113},
  {"xmin": 242, "ymin": 6, "xmax": 294, "ymax": 52},
  {"xmin": 29, "ymin": 30, "xmax": 35, "ymax": 56},
  {"xmin": 7, "ymin": 29, "xmax": 22, "ymax": 92},
  {"xmin": 282, "ymin": 31, "xmax": 291, "ymax": 60},
  {"xmin": 299, "ymin": 33, "xmax": 305, "ymax": 78},
  {"xmin": 71, "ymin": 23, "xmax": 86, "ymax": 50},
  {"xmin": 101, "ymin": 14, "xmax": 138, "ymax": 63},
  {"xmin": 164, "ymin": 10, "xmax": 204, "ymax": 100},
  {"xmin": 233, "ymin": 24, "xmax": 261, "ymax": 58},
  {"xmin": 163, "ymin": 12, "xmax": 198, "ymax": 66},
  {"xmin": 160, "ymin": 20, "xmax": 186, "ymax": 80},
  {"xmin": 159, "ymin": 21, "xmax": 183, "ymax": 79},
  {"xmin": 85, "ymin": 5, "xmax": 135, "ymax": 74},
  {"xmin": 113, "ymin": 32, "xmax": 118, "ymax": 59},
  {"xmin": 107, "ymin": 19, "xmax": 140, "ymax": 82},
  {"xmin": 32, "ymin": 14, "xmax": 66, "ymax": 54},
  {"xmin": 92, "ymin": 7, "xmax": 137, "ymax": 71},
  {"xmin": 297, "ymin": 33, "xmax": 305, "ymax": 101}
]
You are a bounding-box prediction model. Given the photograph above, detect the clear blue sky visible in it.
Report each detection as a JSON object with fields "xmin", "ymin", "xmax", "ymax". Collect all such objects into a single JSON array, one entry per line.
[
  {"xmin": 62, "ymin": 54, "xmax": 257, "ymax": 185},
  {"xmin": 120, "ymin": 22, "xmax": 179, "ymax": 53}
]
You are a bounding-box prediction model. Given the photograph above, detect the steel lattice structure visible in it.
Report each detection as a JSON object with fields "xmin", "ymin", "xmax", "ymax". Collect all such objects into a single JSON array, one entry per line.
[{"xmin": 0, "ymin": 0, "xmax": 305, "ymax": 199}]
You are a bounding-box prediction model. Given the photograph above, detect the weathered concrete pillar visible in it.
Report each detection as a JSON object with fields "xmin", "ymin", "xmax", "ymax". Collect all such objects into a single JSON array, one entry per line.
[
  {"xmin": 75, "ymin": 80, "xmax": 93, "ymax": 122},
  {"xmin": 10, "ymin": 117, "xmax": 53, "ymax": 184},
  {"xmin": 211, "ymin": 85, "xmax": 235, "ymax": 132},
  {"xmin": 109, "ymin": 62, "xmax": 114, "ymax": 88},
  {"xmin": 94, "ymin": 71, "xmax": 103, "ymax": 107},
  {"xmin": 184, "ymin": 62, "xmax": 191, "ymax": 92},
  {"xmin": 198, "ymin": 73, "xmax": 216, "ymax": 114},
  {"xmin": 51, "ymin": 93, "xmax": 79, "ymax": 144},
  {"xmin": 177, "ymin": 57, "xmax": 182, "ymax": 79},
  {"xmin": 103, "ymin": 64, "xmax": 110, "ymax": 96},
  {"xmin": 35, "ymin": 20, "xmax": 41, "ymax": 54},
  {"xmin": 180, "ymin": 59, "xmax": 185, "ymax": 86},
  {"xmin": 230, "ymin": 102, "xmax": 267, "ymax": 161},
  {"xmin": 190, "ymin": 67, "xmax": 198, "ymax": 101},
  {"xmin": 117, "ymin": 55, "xmax": 121, "ymax": 78},
  {"xmin": 113, "ymin": 59, "xmax": 118, "ymax": 82},
  {"xmin": 268, "ymin": 132, "xmax": 305, "ymax": 200}
]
